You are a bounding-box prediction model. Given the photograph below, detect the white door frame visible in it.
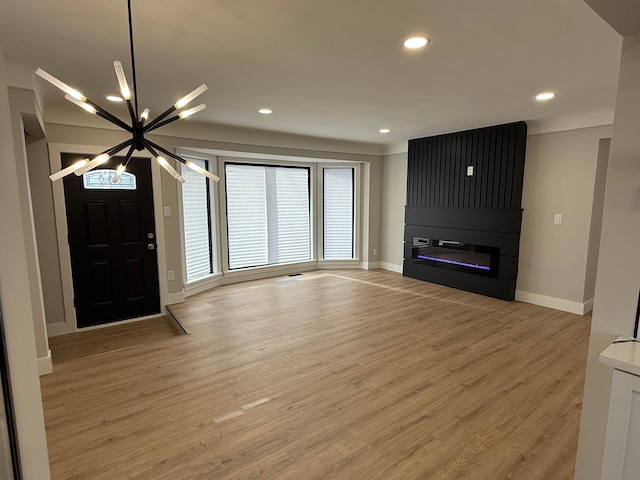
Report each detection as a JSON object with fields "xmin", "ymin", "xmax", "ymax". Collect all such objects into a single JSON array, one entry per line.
[{"xmin": 48, "ymin": 143, "xmax": 169, "ymax": 335}]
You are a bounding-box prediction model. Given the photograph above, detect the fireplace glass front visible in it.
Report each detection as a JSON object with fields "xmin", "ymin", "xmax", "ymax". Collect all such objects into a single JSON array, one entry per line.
[{"xmin": 411, "ymin": 238, "xmax": 499, "ymax": 277}]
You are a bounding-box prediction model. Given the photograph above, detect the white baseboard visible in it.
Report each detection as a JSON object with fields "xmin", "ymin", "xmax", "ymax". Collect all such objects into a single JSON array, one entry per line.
[
  {"xmin": 361, "ymin": 261, "xmax": 381, "ymax": 270},
  {"xmin": 515, "ymin": 290, "xmax": 593, "ymax": 315},
  {"xmin": 47, "ymin": 322, "xmax": 72, "ymax": 337},
  {"xmin": 38, "ymin": 350, "xmax": 52, "ymax": 376},
  {"xmin": 317, "ymin": 260, "xmax": 361, "ymax": 270},
  {"xmin": 166, "ymin": 291, "xmax": 185, "ymax": 305},
  {"xmin": 379, "ymin": 262, "xmax": 403, "ymax": 274}
]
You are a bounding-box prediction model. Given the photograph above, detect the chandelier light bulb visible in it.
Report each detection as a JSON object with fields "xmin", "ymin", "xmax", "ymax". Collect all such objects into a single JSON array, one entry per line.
[
  {"xmin": 185, "ymin": 160, "xmax": 220, "ymax": 182},
  {"xmin": 36, "ymin": 68, "xmax": 87, "ymax": 102},
  {"xmin": 174, "ymin": 84, "xmax": 208, "ymax": 109},
  {"xmin": 140, "ymin": 108, "xmax": 150, "ymax": 121},
  {"xmin": 112, "ymin": 164, "xmax": 126, "ymax": 183},
  {"xmin": 65, "ymin": 94, "xmax": 96, "ymax": 114},
  {"xmin": 156, "ymin": 156, "xmax": 185, "ymax": 183},
  {"xmin": 49, "ymin": 158, "xmax": 90, "ymax": 181},
  {"xmin": 113, "ymin": 61, "xmax": 131, "ymax": 100},
  {"xmin": 75, "ymin": 154, "xmax": 110, "ymax": 175},
  {"xmin": 179, "ymin": 104, "xmax": 206, "ymax": 119}
]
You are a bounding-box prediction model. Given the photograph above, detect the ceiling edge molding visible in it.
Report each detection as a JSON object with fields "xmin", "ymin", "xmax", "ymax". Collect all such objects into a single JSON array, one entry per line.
[
  {"xmin": 382, "ymin": 112, "xmax": 615, "ymax": 155},
  {"xmin": 584, "ymin": 0, "xmax": 640, "ymax": 36}
]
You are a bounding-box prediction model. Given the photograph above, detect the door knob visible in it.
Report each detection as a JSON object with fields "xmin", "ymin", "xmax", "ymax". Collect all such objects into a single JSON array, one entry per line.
[{"xmin": 147, "ymin": 243, "xmax": 156, "ymax": 250}]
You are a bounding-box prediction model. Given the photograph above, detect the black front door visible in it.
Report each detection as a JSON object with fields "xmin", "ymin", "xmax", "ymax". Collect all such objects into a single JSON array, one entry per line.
[{"xmin": 62, "ymin": 153, "xmax": 160, "ymax": 328}]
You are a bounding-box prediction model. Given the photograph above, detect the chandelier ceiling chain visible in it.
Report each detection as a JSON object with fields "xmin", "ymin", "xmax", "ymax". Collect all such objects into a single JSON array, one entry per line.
[{"xmin": 39, "ymin": 0, "xmax": 219, "ymax": 184}]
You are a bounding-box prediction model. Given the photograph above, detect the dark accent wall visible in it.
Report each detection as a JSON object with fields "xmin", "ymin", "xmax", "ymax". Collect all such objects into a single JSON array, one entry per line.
[
  {"xmin": 406, "ymin": 122, "xmax": 526, "ymax": 209},
  {"xmin": 403, "ymin": 121, "xmax": 527, "ymax": 300}
]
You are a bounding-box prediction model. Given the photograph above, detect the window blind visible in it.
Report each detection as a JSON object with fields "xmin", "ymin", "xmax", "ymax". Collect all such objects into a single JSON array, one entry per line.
[
  {"xmin": 226, "ymin": 164, "xmax": 310, "ymax": 270},
  {"xmin": 323, "ymin": 167, "xmax": 354, "ymax": 259},
  {"xmin": 181, "ymin": 159, "xmax": 214, "ymax": 282}
]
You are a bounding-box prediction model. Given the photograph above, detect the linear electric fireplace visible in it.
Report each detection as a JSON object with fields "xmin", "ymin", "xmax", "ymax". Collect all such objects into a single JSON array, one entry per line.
[
  {"xmin": 411, "ymin": 238, "xmax": 499, "ymax": 277},
  {"xmin": 403, "ymin": 121, "xmax": 527, "ymax": 301}
]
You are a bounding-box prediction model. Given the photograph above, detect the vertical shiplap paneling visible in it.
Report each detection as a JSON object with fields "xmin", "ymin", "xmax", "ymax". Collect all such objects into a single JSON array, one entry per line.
[
  {"xmin": 504, "ymin": 127, "xmax": 516, "ymax": 209},
  {"xmin": 453, "ymin": 134, "xmax": 462, "ymax": 207},
  {"xmin": 496, "ymin": 128, "xmax": 506, "ymax": 208},
  {"xmin": 406, "ymin": 122, "xmax": 527, "ymax": 210}
]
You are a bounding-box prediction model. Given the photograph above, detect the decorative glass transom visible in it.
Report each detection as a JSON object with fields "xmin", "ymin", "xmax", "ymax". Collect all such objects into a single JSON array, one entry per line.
[{"xmin": 82, "ymin": 169, "xmax": 137, "ymax": 190}]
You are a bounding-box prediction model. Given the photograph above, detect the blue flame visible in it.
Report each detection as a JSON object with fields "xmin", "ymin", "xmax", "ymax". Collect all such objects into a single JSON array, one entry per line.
[{"xmin": 417, "ymin": 254, "xmax": 490, "ymax": 271}]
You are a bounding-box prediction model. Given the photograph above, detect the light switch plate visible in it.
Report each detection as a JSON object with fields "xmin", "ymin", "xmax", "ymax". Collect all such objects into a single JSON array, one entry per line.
[
  {"xmin": 554, "ymin": 213, "xmax": 563, "ymax": 225},
  {"xmin": 467, "ymin": 166, "xmax": 474, "ymax": 176},
  {"xmin": 163, "ymin": 206, "xmax": 171, "ymax": 217}
]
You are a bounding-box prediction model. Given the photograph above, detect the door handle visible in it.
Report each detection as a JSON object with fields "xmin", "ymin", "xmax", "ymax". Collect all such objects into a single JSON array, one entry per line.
[{"xmin": 147, "ymin": 243, "xmax": 156, "ymax": 250}]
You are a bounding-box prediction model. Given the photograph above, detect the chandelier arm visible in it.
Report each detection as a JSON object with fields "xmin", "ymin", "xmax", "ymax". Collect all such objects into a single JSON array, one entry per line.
[
  {"xmin": 148, "ymin": 104, "xmax": 206, "ymax": 133},
  {"xmin": 85, "ymin": 100, "xmax": 133, "ymax": 132},
  {"xmin": 142, "ymin": 140, "xmax": 159, "ymax": 159},
  {"xmin": 143, "ymin": 141, "xmax": 185, "ymax": 182},
  {"xmin": 127, "ymin": 0, "xmax": 139, "ymax": 117},
  {"xmin": 122, "ymin": 144, "xmax": 136, "ymax": 168},
  {"xmin": 105, "ymin": 138, "xmax": 136, "ymax": 157},
  {"xmin": 143, "ymin": 106, "xmax": 177, "ymax": 132},
  {"xmin": 145, "ymin": 114, "xmax": 181, "ymax": 133},
  {"xmin": 125, "ymin": 98, "xmax": 139, "ymax": 129},
  {"xmin": 144, "ymin": 140, "xmax": 187, "ymax": 166}
]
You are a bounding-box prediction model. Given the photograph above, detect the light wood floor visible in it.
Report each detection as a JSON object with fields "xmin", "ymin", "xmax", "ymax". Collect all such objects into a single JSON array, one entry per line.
[{"xmin": 41, "ymin": 270, "xmax": 591, "ymax": 480}]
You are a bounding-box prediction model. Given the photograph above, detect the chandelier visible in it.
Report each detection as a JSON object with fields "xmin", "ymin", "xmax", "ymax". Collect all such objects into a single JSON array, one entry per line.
[{"xmin": 38, "ymin": 0, "xmax": 219, "ymax": 184}]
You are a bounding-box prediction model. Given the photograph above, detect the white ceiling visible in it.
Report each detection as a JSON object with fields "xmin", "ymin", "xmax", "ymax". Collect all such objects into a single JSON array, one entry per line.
[{"xmin": 0, "ymin": 0, "xmax": 624, "ymax": 146}]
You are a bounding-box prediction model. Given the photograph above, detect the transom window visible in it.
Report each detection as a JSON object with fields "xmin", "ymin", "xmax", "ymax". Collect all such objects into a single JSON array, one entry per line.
[{"xmin": 83, "ymin": 169, "xmax": 137, "ymax": 190}]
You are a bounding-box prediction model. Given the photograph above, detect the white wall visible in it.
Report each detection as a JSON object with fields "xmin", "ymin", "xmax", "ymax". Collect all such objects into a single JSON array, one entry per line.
[
  {"xmin": 7, "ymin": 88, "xmax": 51, "ymax": 371},
  {"xmin": 575, "ymin": 31, "xmax": 640, "ymax": 480},
  {"xmin": 26, "ymin": 137, "xmax": 66, "ymax": 327},
  {"xmin": 0, "ymin": 43, "xmax": 51, "ymax": 480},
  {"xmin": 380, "ymin": 152, "xmax": 407, "ymax": 272},
  {"xmin": 517, "ymin": 125, "xmax": 611, "ymax": 313},
  {"xmin": 583, "ymin": 138, "xmax": 610, "ymax": 301}
]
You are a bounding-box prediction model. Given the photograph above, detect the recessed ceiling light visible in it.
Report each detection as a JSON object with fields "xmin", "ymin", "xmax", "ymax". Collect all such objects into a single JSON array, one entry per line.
[
  {"xmin": 258, "ymin": 108, "xmax": 273, "ymax": 114},
  {"xmin": 106, "ymin": 95, "xmax": 124, "ymax": 102},
  {"xmin": 379, "ymin": 128, "xmax": 390, "ymax": 134},
  {"xmin": 536, "ymin": 92, "xmax": 556, "ymax": 101},
  {"xmin": 404, "ymin": 36, "xmax": 429, "ymax": 49}
]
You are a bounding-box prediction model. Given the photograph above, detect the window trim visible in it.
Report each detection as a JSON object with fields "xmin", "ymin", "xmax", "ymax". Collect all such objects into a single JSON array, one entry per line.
[
  {"xmin": 175, "ymin": 149, "xmax": 365, "ymax": 292},
  {"xmin": 176, "ymin": 150, "xmax": 221, "ymax": 290},
  {"xmin": 317, "ymin": 163, "xmax": 361, "ymax": 263},
  {"xmin": 219, "ymin": 157, "xmax": 317, "ymax": 274}
]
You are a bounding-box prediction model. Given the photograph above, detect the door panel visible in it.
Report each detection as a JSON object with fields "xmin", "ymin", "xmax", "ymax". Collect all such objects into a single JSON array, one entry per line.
[{"xmin": 62, "ymin": 153, "xmax": 160, "ymax": 328}]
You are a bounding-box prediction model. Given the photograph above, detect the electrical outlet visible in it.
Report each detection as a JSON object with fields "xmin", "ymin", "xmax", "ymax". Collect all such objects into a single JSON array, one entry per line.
[
  {"xmin": 167, "ymin": 270, "xmax": 175, "ymax": 281},
  {"xmin": 373, "ymin": 248, "xmax": 377, "ymax": 256},
  {"xmin": 467, "ymin": 165, "xmax": 474, "ymax": 176}
]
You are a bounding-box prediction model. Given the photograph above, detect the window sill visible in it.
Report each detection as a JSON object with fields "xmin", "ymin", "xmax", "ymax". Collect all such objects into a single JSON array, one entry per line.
[
  {"xmin": 184, "ymin": 273, "xmax": 223, "ymax": 297},
  {"xmin": 317, "ymin": 259, "xmax": 361, "ymax": 269},
  {"xmin": 183, "ymin": 259, "xmax": 366, "ymax": 297}
]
